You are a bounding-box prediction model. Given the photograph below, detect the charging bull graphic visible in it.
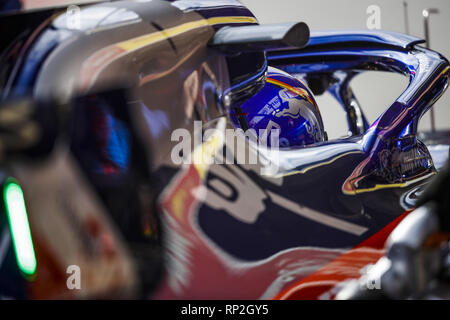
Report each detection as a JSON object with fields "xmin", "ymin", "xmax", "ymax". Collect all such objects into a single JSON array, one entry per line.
[
  {"xmin": 275, "ymin": 89, "xmax": 316, "ymax": 120},
  {"xmin": 273, "ymin": 88, "xmax": 323, "ymax": 143}
]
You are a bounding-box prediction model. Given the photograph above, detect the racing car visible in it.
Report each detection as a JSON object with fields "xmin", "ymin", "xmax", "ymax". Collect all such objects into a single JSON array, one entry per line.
[{"xmin": 0, "ymin": 0, "xmax": 449, "ymax": 300}]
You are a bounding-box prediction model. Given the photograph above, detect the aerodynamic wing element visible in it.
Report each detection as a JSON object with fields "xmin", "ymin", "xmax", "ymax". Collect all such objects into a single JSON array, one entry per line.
[{"xmin": 209, "ymin": 22, "xmax": 310, "ymax": 52}]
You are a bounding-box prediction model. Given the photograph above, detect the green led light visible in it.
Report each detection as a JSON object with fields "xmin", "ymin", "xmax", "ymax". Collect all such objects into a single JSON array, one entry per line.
[{"xmin": 3, "ymin": 178, "xmax": 37, "ymax": 277}]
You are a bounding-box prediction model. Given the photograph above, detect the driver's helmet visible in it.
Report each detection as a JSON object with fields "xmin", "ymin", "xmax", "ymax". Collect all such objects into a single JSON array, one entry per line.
[{"xmin": 231, "ymin": 66, "xmax": 325, "ymax": 148}]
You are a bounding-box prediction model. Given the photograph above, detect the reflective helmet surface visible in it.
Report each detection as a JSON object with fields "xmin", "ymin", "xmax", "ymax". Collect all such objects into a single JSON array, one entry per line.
[{"xmin": 233, "ymin": 67, "xmax": 325, "ymax": 148}]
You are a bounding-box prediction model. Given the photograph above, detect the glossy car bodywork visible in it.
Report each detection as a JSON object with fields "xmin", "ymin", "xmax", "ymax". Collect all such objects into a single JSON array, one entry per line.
[{"xmin": 0, "ymin": 0, "xmax": 449, "ymax": 299}]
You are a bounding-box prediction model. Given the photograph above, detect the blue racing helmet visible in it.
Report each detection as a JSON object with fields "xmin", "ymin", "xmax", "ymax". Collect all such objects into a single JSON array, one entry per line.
[{"xmin": 231, "ymin": 67, "xmax": 325, "ymax": 148}]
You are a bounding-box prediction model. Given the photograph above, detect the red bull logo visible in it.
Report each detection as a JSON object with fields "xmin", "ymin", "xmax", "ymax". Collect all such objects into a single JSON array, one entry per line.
[{"xmin": 274, "ymin": 88, "xmax": 312, "ymax": 120}]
